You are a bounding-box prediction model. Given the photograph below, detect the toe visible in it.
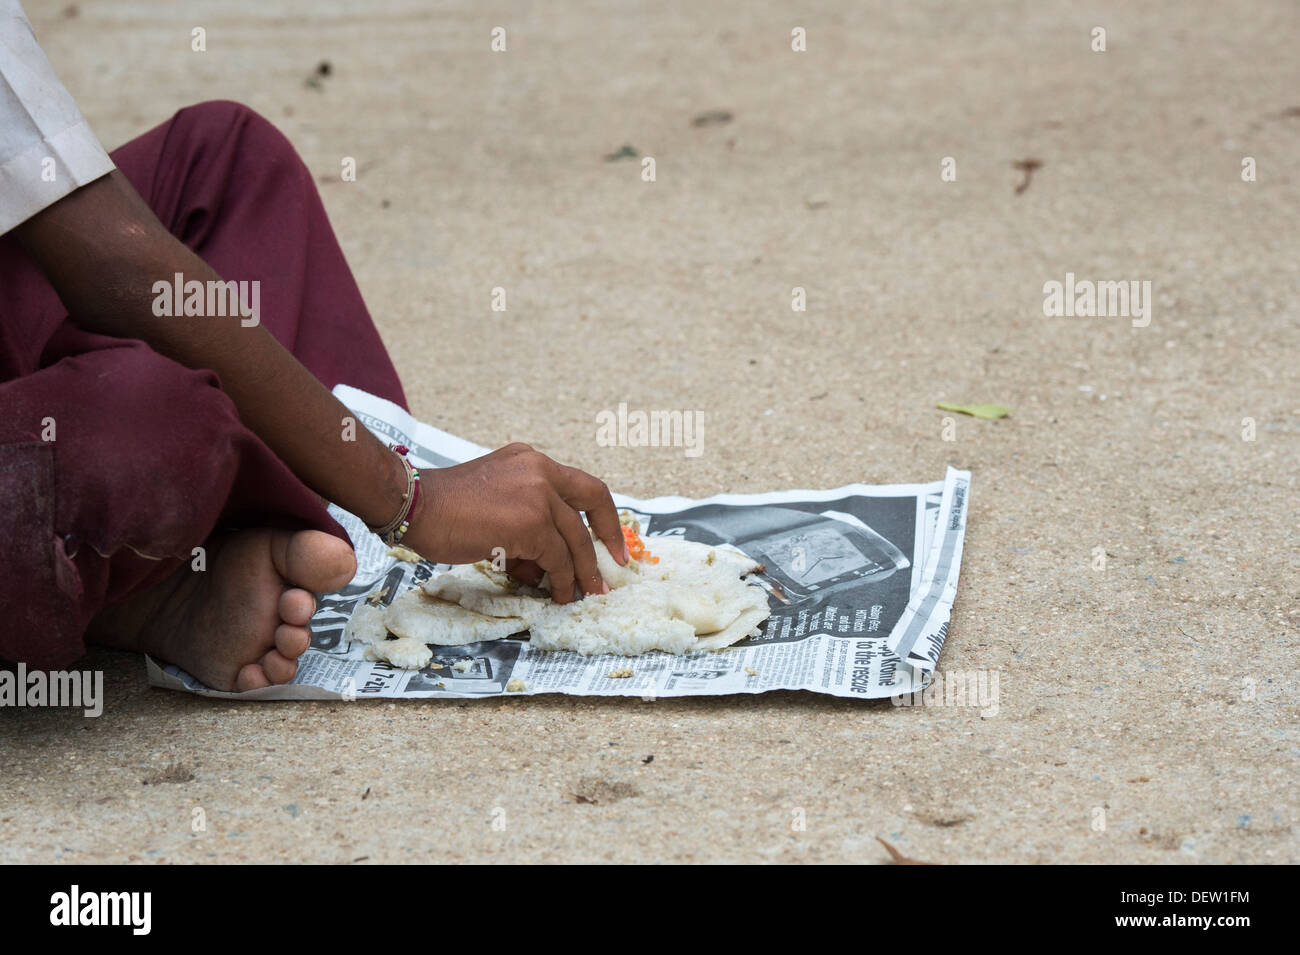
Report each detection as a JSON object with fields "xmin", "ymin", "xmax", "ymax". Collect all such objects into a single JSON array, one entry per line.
[
  {"xmin": 275, "ymin": 623, "xmax": 311, "ymax": 659},
  {"xmin": 260, "ymin": 648, "xmax": 299, "ymax": 684},
  {"xmin": 236, "ymin": 663, "xmax": 271, "ymax": 691},
  {"xmin": 274, "ymin": 530, "xmax": 357, "ymax": 593},
  {"xmin": 279, "ymin": 588, "xmax": 315, "ymax": 626}
]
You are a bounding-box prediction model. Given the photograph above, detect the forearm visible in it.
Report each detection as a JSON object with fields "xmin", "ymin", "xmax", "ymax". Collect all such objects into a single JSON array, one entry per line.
[
  {"xmin": 13, "ymin": 169, "xmax": 626, "ymax": 598},
  {"xmin": 15, "ymin": 172, "xmax": 408, "ymax": 528}
]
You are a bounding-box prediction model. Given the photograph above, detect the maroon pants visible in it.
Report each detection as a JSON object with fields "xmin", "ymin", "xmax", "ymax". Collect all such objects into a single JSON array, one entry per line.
[{"xmin": 0, "ymin": 100, "xmax": 406, "ymax": 669}]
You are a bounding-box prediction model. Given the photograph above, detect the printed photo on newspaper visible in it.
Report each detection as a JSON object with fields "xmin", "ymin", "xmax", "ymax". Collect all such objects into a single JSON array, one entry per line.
[{"xmin": 147, "ymin": 386, "xmax": 971, "ymax": 701}]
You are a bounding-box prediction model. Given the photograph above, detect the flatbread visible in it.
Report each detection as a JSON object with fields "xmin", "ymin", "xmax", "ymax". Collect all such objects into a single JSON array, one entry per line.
[
  {"xmin": 638, "ymin": 538, "xmax": 762, "ymax": 581},
  {"xmin": 372, "ymin": 532, "xmax": 772, "ymax": 664},
  {"xmin": 692, "ymin": 590, "xmax": 772, "ymax": 650},
  {"xmin": 383, "ymin": 588, "xmax": 527, "ymax": 646},
  {"xmin": 421, "ymin": 561, "xmax": 551, "ymax": 619},
  {"xmin": 527, "ymin": 583, "xmax": 700, "ymax": 656},
  {"xmin": 346, "ymin": 602, "xmax": 390, "ymax": 646}
]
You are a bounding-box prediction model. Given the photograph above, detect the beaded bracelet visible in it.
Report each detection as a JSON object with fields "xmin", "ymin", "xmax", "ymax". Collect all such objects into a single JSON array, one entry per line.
[{"xmin": 368, "ymin": 444, "xmax": 421, "ymax": 545}]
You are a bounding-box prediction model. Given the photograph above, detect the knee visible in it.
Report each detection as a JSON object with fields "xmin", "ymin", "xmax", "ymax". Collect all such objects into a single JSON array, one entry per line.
[
  {"xmin": 172, "ymin": 99, "xmax": 303, "ymax": 167},
  {"xmin": 176, "ymin": 99, "xmax": 271, "ymax": 134},
  {"xmin": 76, "ymin": 342, "xmax": 243, "ymax": 491},
  {"xmin": 46, "ymin": 341, "xmax": 249, "ymax": 558}
]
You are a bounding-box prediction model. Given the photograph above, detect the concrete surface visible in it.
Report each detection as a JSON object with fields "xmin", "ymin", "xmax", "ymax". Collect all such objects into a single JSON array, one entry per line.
[{"xmin": 1, "ymin": 0, "xmax": 1297, "ymax": 863}]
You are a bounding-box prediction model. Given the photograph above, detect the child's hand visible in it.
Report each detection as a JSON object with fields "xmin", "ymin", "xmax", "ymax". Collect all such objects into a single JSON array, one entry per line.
[{"xmin": 405, "ymin": 443, "xmax": 628, "ymax": 603}]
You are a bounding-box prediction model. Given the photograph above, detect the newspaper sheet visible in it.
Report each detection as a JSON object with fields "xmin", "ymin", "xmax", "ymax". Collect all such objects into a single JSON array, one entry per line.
[{"xmin": 147, "ymin": 385, "xmax": 970, "ymax": 701}]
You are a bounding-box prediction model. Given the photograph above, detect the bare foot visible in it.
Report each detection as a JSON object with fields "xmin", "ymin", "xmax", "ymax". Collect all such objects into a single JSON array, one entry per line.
[{"xmin": 92, "ymin": 529, "xmax": 356, "ymax": 691}]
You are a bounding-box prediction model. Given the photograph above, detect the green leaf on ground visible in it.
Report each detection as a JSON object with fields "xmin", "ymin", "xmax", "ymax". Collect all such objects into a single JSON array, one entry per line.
[
  {"xmin": 937, "ymin": 401, "xmax": 1011, "ymax": 419},
  {"xmin": 604, "ymin": 144, "xmax": 639, "ymax": 161}
]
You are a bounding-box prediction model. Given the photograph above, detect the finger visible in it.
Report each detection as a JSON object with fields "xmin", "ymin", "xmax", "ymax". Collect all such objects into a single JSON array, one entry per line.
[
  {"xmin": 535, "ymin": 531, "xmax": 577, "ymax": 604},
  {"xmin": 506, "ymin": 557, "xmax": 544, "ymax": 586},
  {"xmin": 554, "ymin": 464, "xmax": 628, "ymax": 564},
  {"xmin": 551, "ymin": 495, "xmax": 606, "ymax": 596}
]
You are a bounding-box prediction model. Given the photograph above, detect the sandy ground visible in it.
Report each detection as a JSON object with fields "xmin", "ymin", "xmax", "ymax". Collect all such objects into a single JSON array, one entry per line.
[{"xmin": 2, "ymin": 0, "xmax": 1297, "ymax": 864}]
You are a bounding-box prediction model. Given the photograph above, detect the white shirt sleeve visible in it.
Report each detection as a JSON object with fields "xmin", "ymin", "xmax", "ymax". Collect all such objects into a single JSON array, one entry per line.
[{"xmin": 0, "ymin": 0, "xmax": 115, "ymax": 236}]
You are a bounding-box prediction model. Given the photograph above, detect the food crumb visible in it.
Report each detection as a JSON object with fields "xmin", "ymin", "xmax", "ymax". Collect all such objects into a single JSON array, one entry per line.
[
  {"xmin": 452, "ymin": 659, "xmax": 473, "ymax": 673},
  {"xmin": 365, "ymin": 586, "xmax": 387, "ymax": 605},
  {"xmin": 386, "ymin": 545, "xmax": 423, "ymax": 563},
  {"xmin": 506, "ymin": 678, "xmax": 527, "ymax": 692},
  {"xmin": 706, "ymin": 550, "xmax": 717, "ymax": 565},
  {"xmin": 744, "ymin": 667, "xmax": 758, "ymax": 677},
  {"xmin": 608, "ymin": 667, "xmax": 635, "ymax": 679},
  {"xmin": 364, "ymin": 636, "xmax": 431, "ymax": 670}
]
